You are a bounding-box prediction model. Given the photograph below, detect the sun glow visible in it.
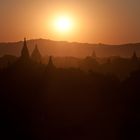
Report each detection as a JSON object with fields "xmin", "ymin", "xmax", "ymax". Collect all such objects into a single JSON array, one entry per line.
[{"xmin": 54, "ymin": 16, "xmax": 73, "ymax": 33}]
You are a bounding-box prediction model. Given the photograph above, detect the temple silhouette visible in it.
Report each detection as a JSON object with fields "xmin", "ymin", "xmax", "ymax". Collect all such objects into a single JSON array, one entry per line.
[
  {"xmin": 0, "ymin": 38, "xmax": 140, "ymax": 140},
  {"xmin": 20, "ymin": 38, "xmax": 55, "ymax": 68},
  {"xmin": 132, "ymin": 51, "xmax": 138, "ymax": 61},
  {"xmin": 20, "ymin": 38, "xmax": 30, "ymax": 60},
  {"xmin": 31, "ymin": 44, "xmax": 42, "ymax": 62}
]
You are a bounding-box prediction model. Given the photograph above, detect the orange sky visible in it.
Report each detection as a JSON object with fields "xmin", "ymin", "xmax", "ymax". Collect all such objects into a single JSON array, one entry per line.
[{"xmin": 0, "ymin": 0, "xmax": 140, "ymax": 44}]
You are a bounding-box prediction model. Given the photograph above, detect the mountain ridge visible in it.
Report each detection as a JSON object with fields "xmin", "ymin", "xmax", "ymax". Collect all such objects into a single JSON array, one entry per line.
[{"xmin": 0, "ymin": 39, "xmax": 140, "ymax": 58}]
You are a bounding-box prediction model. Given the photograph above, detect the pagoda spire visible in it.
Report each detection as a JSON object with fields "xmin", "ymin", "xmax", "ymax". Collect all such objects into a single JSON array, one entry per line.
[
  {"xmin": 31, "ymin": 44, "xmax": 42, "ymax": 62},
  {"xmin": 46, "ymin": 56, "xmax": 55, "ymax": 70},
  {"xmin": 48, "ymin": 56, "xmax": 54, "ymax": 67},
  {"xmin": 91, "ymin": 50, "xmax": 96, "ymax": 58},
  {"xmin": 21, "ymin": 38, "xmax": 30, "ymax": 59},
  {"xmin": 132, "ymin": 51, "xmax": 138, "ymax": 61}
]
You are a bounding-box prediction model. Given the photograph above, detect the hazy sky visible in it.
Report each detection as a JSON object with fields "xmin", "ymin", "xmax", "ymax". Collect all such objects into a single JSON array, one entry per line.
[{"xmin": 0, "ymin": 0, "xmax": 140, "ymax": 44}]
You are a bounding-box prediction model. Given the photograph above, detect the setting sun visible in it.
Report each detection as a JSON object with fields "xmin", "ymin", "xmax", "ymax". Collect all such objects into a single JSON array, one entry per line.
[{"xmin": 54, "ymin": 16, "xmax": 73, "ymax": 33}]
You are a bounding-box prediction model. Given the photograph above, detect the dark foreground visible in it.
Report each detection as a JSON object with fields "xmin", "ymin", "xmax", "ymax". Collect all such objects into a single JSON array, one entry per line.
[{"xmin": 0, "ymin": 58, "xmax": 140, "ymax": 140}]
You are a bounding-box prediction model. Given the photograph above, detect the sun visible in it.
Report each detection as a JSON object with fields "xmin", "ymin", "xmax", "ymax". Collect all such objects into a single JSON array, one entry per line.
[{"xmin": 54, "ymin": 16, "xmax": 73, "ymax": 33}]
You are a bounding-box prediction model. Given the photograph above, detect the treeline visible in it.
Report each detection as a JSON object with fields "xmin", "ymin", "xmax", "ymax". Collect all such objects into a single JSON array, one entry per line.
[{"xmin": 0, "ymin": 56, "xmax": 139, "ymax": 140}]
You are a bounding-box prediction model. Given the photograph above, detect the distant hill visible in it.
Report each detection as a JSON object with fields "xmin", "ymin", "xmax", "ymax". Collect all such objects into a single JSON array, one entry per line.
[{"xmin": 0, "ymin": 39, "xmax": 140, "ymax": 58}]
